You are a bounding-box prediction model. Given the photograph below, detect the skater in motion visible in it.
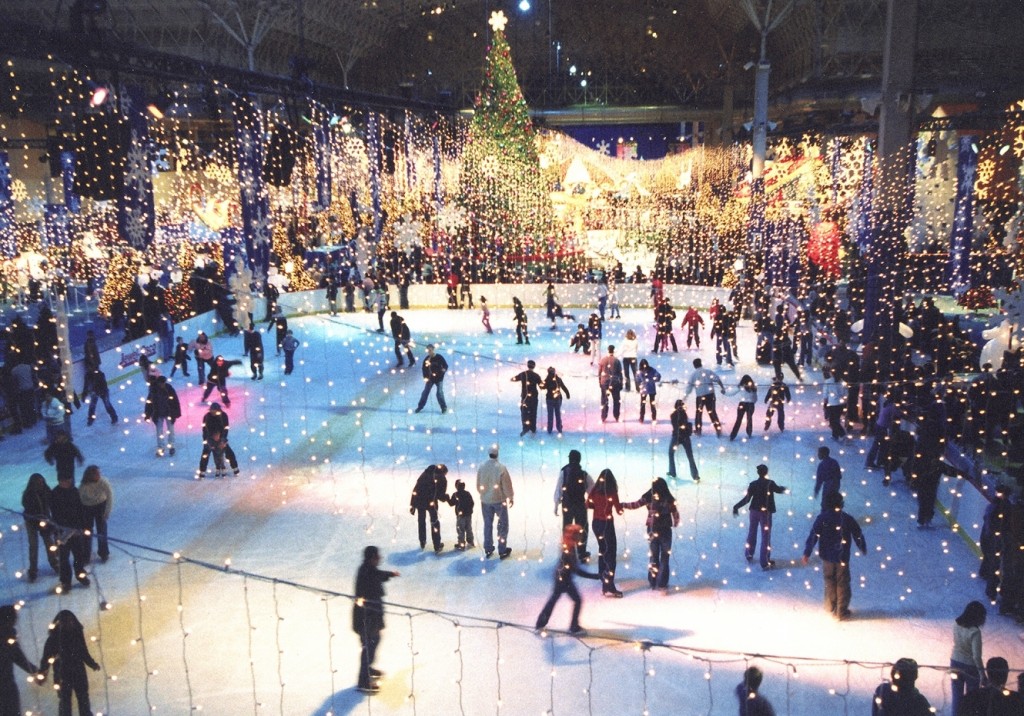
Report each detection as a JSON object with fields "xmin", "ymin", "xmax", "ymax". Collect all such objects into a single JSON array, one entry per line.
[
  {"xmin": 36, "ymin": 610, "xmax": 101, "ymax": 716},
  {"xmin": 733, "ymin": 464, "xmax": 788, "ymax": 571},
  {"xmin": 623, "ymin": 477, "xmax": 680, "ymax": 591},
  {"xmin": 763, "ymin": 375, "xmax": 791, "ymax": 433},
  {"xmin": 534, "ymin": 524, "xmax": 600, "ymax": 635},
  {"xmin": 513, "ymin": 297, "xmax": 530, "ymax": 345},
  {"xmin": 201, "ymin": 355, "xmax": 242, "ymax": 407},
  {"xmin": 352, "ymin": 546, "xmax": 399, "ymax": 694},
  {"xmin": 668, "ymin": 400, "xmax": 700, "ymax": 481},
  {"xmin": 389, "ymin": 311, "xmax": 416, "ymax": 369},
  {"xmin": 685, "ymin": 359, "xmax": 725, "ymax": 436},
  {"xmin": 197, "ymin": 403, "xmax": 240, "ymax": 479},
  {"xmin": 0, "ymin": 604, "xmax": 38, "ymax": 715},
  {"xmin": 414, "ymin": 344, "xmax": 448, "ymax": 414}
]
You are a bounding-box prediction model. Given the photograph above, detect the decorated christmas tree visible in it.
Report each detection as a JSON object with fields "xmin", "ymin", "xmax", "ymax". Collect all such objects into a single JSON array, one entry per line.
[{"xmin": 459, "ymin": 11, "xmax": 552, "ymax": 270}]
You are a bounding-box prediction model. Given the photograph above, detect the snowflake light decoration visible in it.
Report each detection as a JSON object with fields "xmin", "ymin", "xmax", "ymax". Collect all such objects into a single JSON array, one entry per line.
[
  {"xmin": 394, "ymin": 213, "xmax": 424, "ymax": 255},
  {"xmin": 489, "ymin": 10, "xmax": 508, "ymax": 33},
  {"xmin": 435, "ymin": 204, "xmax": 468, "ymax": 234},
  {"xmin": 596, "ymin": 140, "xmax": 611, "ymax": 156}
]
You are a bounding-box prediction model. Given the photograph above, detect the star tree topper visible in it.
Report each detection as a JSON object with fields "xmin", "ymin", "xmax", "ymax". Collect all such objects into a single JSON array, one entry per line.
[{"xmin": 489, "ymin": 10, "xmax": 508, "ymax": 33}]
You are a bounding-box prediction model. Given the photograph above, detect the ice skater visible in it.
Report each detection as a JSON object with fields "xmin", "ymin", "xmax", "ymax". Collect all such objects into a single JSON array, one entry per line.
[
  {"xmin": 409, "ymin": 463, "xmax": 449, "ymax": 552},
  {"xmin": 623, "ymin": 477, "xmax": 680, "ymax": 590},
  {"xmin": 534, "ymin": 524, "xmax": 600, "ymax": 634},
  {"xmin": 353, "ymin": 546, "xmax": 399, "ymax": 694},
  {"xmin": 763, "ymin": 375, "xmax": 791, "ymax": 432},
  {"xmin": 685, "ymin": 359, "xmax": 724, "ymax": 437},
  {"xmin": 511, "ymin": 360, "xmax": 542, "ymax": 436},
  {"xmin": 448, "ymin": 479, "xmax": 475, "ymax": 550},
  {"xmin": 414, "ymin": 344, "xmax": 448, "ymax": 414},
  {"xmin": 201, "ymin": 355, "xmax": 242, "ymax": 407},
  {"xmin": 733, "ymin": 464, "xmax": 788, "ymax": 571}
]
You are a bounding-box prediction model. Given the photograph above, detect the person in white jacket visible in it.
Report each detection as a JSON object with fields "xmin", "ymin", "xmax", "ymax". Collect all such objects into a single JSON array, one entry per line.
[
  {"xmin": 476, "ymin": 445, "xmax": 514, "ymax": 559},
  {"xmin": 684, "ymin": 359, "xmax": 725, "ymax": 436},
  {"xmin": 823, "ymin": 371, "xmax": 849, "ymax": 441}
]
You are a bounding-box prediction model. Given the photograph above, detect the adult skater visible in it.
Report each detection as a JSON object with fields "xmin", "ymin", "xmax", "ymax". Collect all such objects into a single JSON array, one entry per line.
[
  {"xmin": 736, "ymin": 666, "xmax": 776, "ymax": 716},
  {"xmin": 598, "ymin": 345, "xmax": 624, "ymax": 423},
  {"xmin": 190, "ymin": 331, "xmax": 214, "ymax": 384},
  {"xmin": 82, "ymin": 368, "xmax": 118, "ymax": 426},
  {"xmin": 771, "ymin": 330, "xmax": 802, "ymax": 383},
  {"xmin": 270, "ymin": 308, "xmax": 288, "ymax": 353},
  {"xmin": 668, "ymin": 400, "xmax": 700, "ymax": 482},
  {"xmin": 586, "ymin": 313, "xmax": 603, "ymax": 365},
  {"xmin": 281, "ymin": 330, "xmax": 300, "ymax": 375},
  {"xmin": 763, "ymin": 375, "xmax": 791, "ymax": 432},
  {"xmin": 242, "ymin": 323, "xmax": 264, "ymax": 380},
  {"xmin": 201, "ymin": 355, "xmax": 242, "ymax": 407},
  {"xmin": 623, "ymin": 477, "xmax": 680, "ymax": 591},
  {"xmin": 822, "ymin": 370, "xmax": 849, "ymax": 441},
  {"xmin": 0, "ymin": 604, "xmax": 37, "ymax": 716},
  {"xmin": 171, "ymin": 336, "xmax": 191, "ymax": 377},
  {"xmin": 636, "ymin": 358, "xmax": 661, "ymax": 423},
  {"xmin": 21, "ymin": 473, "xmax": 59, "ymax": 582},
  {"xmin": 587, "ymin": 469, "xmax": 624, "ymax": 597},
  {"xmin": 534, "ymin": 524, "xmax": 600, "ymax": 634},
  {"xmin": 801, "ymin": 491, "xmax": 867, "ymax": 620},
  {"xmin": 78, "ymin": 465, "xmax": 113, "ymax": 564},
  {"xmin": 684, "ymin": 359, "xmax": 724, "ymax": 437},
  {"xmin": 352, "ymin": 546, "xmax": 399, "ymax": 694},
  {"xmin": 513, "ymin": 297, "xmax": 530, "ymax": 345},
  {"xmin": 595, "ymin": 277, "xmax": 608, "ymax": 321},
  {"xmin": 44, "ymin": 430, "xmax": 84, "ymax": 486},
  {"xmin": 710, "ymin": 308, "xmax": 735, "ymax": 367},
  {"xmin": 511, "ymin": 360, "xmax": 542, "ymax": 436},
  {"xmin": 476, "ymin": 444, "xmax": 514, "ymax": 559},
  {"xmin": 144, "ymin": 375, "xmax": 181, "ymax": 458},
  {"xmin": 813, "ymin": 446, "xmax": 842, "ymax": 509},
  {"xmin": 553, "ymin": 450, "xmax": 594, "ymax": 562},
  {"xmin": 871, "ymin": 658, "xmax": 932, "ymax": 716},
  {"xmin": 197, "ymin": 402, "xmax": 240, "ymax": 479},
  {"xmin": 409, "ymin": 464, "xmax": 449, "ymax": 553},
  {"xmin": 948, "ymin": 600, "xmax": 987, "ymax": 714},
  {"xmin": 682, "ymin": 306, "xmax": 704, "ymax": 349},
  {"xmin": 733, "ymin": 464, "xmax": 788, "ymax": 571},
  {"xmin": 653, "ymin": 298, "xmax": 678, "ymax": 353},
  {"xmin": 389, "ymin": 311, "xmax": 416, "ymax": 368},
  {"xmin": 374, "ymin": 284, "xmax": 389, "ymax": 333},
  {"xmin": 620, "ymin": 329, "xmax": 639, "ymax": 392},
  {"xmin": 36, "ymin": 610, "xmax": 101, "ymax": 715},
  {"xmin": 729, "ymin": 374, "xmax": 757, "ymax": 440},
  {"xmin": 480, "ymin": 296, "xmax": 493, "ymax": 334},
  {"xmin": 542, "ymin": 366, "xmax": 570, "ymax": 434},
  {"xmin": 50, "ymin": 474, "xmax": 90, "ymax": 592},
  {"xmin": 414, "ymin": 344, "xmax": 448, "ymax": 414}
]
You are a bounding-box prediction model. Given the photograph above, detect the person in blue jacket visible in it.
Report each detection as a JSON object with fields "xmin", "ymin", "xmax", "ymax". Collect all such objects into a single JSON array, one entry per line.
[
  {"xmin": 802, "ymin": 491, "xmax": 867, "ymax": 620},
  {"xmin": 636, "ymin": 358, "xmax": 661, "ymax": 423}
]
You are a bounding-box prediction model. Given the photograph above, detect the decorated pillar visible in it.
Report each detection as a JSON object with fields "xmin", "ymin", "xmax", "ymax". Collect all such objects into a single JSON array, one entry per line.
[
  {"xmin": 0, "ymin": 151, "xmax": 14, "ymax": 257},
  {"xmin": 947, "ymin": 136, "xmax": 978, "ymax": 295},
  {"xmin": 117, "ymin": 86, "xmax": 156, "ymax": 250},
  {"xmin": 233, "ymin": 95, "xmax": 272, "ymax": 274}
]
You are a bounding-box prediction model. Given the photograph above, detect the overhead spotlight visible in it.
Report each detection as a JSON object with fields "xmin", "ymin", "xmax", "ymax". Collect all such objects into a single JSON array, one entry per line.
[
  {"xmin": 518, "ymin": 0, "xmax": 531, "ymax": 11},
  {"xmin": 743, "ymin": 61, "xmax": 755, "ymax": 71},
  {"xmin": 146, "ymin": 95, "xmax": 170, "ymax": 120}
]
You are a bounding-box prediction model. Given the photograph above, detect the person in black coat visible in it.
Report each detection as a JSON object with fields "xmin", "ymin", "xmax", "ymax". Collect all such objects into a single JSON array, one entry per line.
[
  {"xmin": 668, "ymin": 400, "xmax": 700, "ymax": 481},
  {"xmin": 414, "ymin": 344, "xmax": 448, "ymax": 414},
  {"xmin": 83, "ymin": 368, "xmax": 118, "ymax": 426},
  {"xmin": 353, "ymin": 546, "xmax": 399, "ymax": 693},
  {"xmin": 554, "ymin": 450, "xmax": 593, "ymax": 561},
  {"xmin": 269, "ymin": 309, "xmax": 288, "ymax": 355},
  {"xmin": 535, "ymin": 524, "xmax": 600, "ymax": 634},
  {"xmin": 145, "ymin": 376, "xmax": 182, "ymax": 458},
  {"xmin": 389, "ymin": 311, "xmax": 416, "ymax": 368},
  {"xmin": 170, "ymin": 336, "xmax": 191, "ymax": 377},
  {"xmin": 36, "ymin": 610, "xmax": 101, "ymax": 715},
  {"xmin": 763, "ymin": 376, "xmax": 791, "ymax": 432},
  {"xmin": 242, "ymin": 323, "xmax": 265, "ymax": 380},
  {"xmin": 198, "ymin": 403, "xmax": 239, "ymax": 479},
  {"xmin": 511, "ymin": 360, "xmax": 542, "ymax": 436},
  {"xmin": 44, "ymin": 431, "xmax": 84, "ymax": 485},
  {"xmin": 513, "ymin": 297, "xmax": 530, "ymax": 345},
  {"xmin": 0, "ymin": 604, "xmax": 37, "ymax": 716},
  {"xmin": 542, "ymin": 366, "xmax": 570, "ymax": 434},
  {"xmin": 201, "ymin": 355, "xmax": 243, "ymax": 407},
  {"xmin": 409, "ymin": 464, "xmax": 449, "ymax": 552},
  {"xmin": 732, "ymin": 464, "xmax": 788, "ymax": 571},
  {"xmin": 801, "ymin": 491, "xmax": 867, "ymax": 619},
  {"xmin": 22, "ymin": 473, "xmax": 59, "ymax": 582},
  {"xmin": 50, "ymin": 476, "xmax": 91, "ymax": 592},
  {"xmin": 871, "ymin": 657, "xmax": 932, "ymax": 716}
]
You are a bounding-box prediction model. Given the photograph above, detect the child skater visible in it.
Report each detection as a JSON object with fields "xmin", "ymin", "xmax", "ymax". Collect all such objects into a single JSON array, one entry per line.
[
  {"xmin": 480, "ymin": 296, "xmax": 493, "ymax": 334},
  {"xmin": 449, "ymin": 479, "xmax": 476, "ymax": 550},
  {"xmin": 535, "ymin": 524, "xmax": 600, "ymax": 635},
  {"xmin": 171, "ymin": 336, "xmax": 191, "ymax": 377}
]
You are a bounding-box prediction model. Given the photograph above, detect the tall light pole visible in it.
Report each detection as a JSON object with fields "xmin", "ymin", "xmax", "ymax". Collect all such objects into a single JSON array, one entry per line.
[{"xmin": 740, "ymin": 0, "xmax": 793, "ymax": 180}]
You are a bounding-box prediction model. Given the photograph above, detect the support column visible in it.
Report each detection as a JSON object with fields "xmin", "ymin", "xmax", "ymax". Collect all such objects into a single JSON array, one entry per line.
[{"xmin": 863, "ymin": 0, "xmax": 917, "ymax": 344}]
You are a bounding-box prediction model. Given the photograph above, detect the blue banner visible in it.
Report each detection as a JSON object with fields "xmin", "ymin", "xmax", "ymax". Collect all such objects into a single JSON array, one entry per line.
[
  {"xmin": 117, "ymin": 86, "xmax": 156, "ymax": 250},
  {"xmin": 0, "ymin": 151, "xmax": 14, "ymax": 257},
  {"xmin": 947, "ymin": 136, "xmax": 977, "ymax": 296},
  {"xmin": 233, "ymin": 96, "xmax": 271, "ymax": 274},
  {"xmin": 312, "ymin": 104, "xmax": 332, "ymax": 210},
  {"xmin": 367, "ymin": 112, "xmax": 382, "ymax": 242},
  {"xmin": 61, "ymin": 150, "xmax": 81, "ymax": 214}
]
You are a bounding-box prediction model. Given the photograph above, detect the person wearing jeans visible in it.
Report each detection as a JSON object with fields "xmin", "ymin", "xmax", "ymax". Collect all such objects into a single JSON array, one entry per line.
[
  {"xmin": 78, "ymin": 465, "xmax": 113, "ymax": 563},
  {"xmin": 476, "ymin": 445, "xmax": 514, "ymax": 559},
  {"xmin": 733, "ymin": 464, "xmax": 788, "ymax": 571}
]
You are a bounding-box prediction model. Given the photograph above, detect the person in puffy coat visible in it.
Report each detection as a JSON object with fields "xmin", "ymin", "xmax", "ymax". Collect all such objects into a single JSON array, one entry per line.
[
  {"xmin": 144, "ymin": 376, "xmax": 181, "ymax": 457},
  {"xmin": 409, "ymin": 464, "xmax": 449, "ymax": 552}
]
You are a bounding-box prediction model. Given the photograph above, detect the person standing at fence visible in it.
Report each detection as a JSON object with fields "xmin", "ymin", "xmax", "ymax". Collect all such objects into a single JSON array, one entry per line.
[{"xmin": 36, "ymin": 610, "xmax": 101, "ymax": 716}]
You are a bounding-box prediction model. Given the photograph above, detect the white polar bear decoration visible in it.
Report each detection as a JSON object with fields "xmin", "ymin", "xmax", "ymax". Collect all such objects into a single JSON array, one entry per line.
[{"xmin": 980, "ymin": 285, "xmax": 1024, "ymax": 370}]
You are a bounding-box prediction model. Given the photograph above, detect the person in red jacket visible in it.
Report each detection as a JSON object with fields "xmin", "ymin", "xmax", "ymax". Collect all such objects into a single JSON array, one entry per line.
[
  {"xmin": 682, "ymin": 306, "xmax": 704, "ymax": 349},
  {"xmin": 587, "ymin": 469, "xmax": 624, "ymax": 597}
]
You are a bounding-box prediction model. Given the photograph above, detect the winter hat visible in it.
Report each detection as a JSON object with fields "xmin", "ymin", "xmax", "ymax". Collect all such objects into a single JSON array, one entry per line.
[
  {"xmin": 756, "ymin": 464, "xmax": 768, "ymax": 476},
  {"xmin": 211, "ymin": 402, "xmax": 221, "ymax": 410},
  {"xmin": 455, "ymin": 479, "xmax": 465, "ymax": 490}
]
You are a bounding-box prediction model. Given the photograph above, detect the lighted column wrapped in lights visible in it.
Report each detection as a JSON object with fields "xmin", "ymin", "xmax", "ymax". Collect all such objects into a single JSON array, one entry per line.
[
  {"xmin": 0, "ymin": 151, "xmax": 15, "ymax": 257},
  {"xmin": 117, "ymin": 86, "xmax": 156, "ymax": 251},
  {"xmin": 947, "ymin": 136, "xmax": 978, "ymax": 296},
  {"xmin": 233, "ymin": 95, "xmax": 272, "ymax": 275},
  {"xmin": 311, "ymin": 102, "xmax": 332, "ymax": 211}
]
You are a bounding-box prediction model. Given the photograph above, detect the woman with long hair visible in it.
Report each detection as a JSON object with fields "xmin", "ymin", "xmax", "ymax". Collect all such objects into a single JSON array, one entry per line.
[
  {"xmin": 623, "ymin": 477, "xmax": 680, "ymax": 591},
  {"xmin": 730, "ymin": 374, "xmax": 758, "ymax": 441},
  {"xmin": 949, "ymin": 600, "xmax": 986, "ymax": 715},
  {"xmin": 37, "ymin": 610, "xmax": 101, "ymax": 716},
  {"xmin": 587, "ymin": 469, "xmax": 624, "ymax": 597},
  {"xmin": 0, "ymin": 605, "xmax": 37, "ymax": 716},
  {"xmin": 21, "ymin": 472, "xmax": 58, "ymax": 582}
]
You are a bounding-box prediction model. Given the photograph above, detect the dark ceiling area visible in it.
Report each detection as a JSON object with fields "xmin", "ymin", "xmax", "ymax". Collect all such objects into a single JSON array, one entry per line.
[{"xmin": 4, "ymin": 0, "xmax": 1024, "ymax": 123}]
